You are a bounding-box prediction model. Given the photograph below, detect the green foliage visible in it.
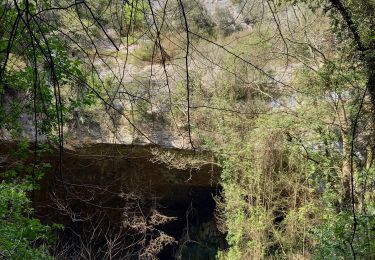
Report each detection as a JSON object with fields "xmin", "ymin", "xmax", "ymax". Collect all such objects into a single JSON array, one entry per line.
[
  {"xmin": 214, "ymin": 8, "xmax": 241, "ymax": 37},
  {"xmin": 0, "ymin": 1, "xmax": 91, "ymax": 258},
  {"xmin": 212, "ymin": 128, "xmax": 318, "ymax": 259},
  {"xmin": 208, "ymin": 57, "xmax": 375, "ymax": 258},
  {"xmin": 123, "ymin": 0, "xmax": 149, "ymax": 32},
  {"xmin": 182, "ymin": 0, "xmax": 216, "ymax": 37},
  {"xmin": 0, "ymin": 182, "xmax": 52, "ymax": 259},
  {"xmin": 189, "ymin": 3, "xmax": 375, "ymax": 257},
  {"xmin": 0, "ymin": 141, "xmax": 57, "ymax": 259},
  {"xmin": 312, "ymin": 210, "xmax": 375, "ymax": 259},
  {"xmin": 167, "ymin": 0, "xmax": 216, "ymax": 37},
  {"xmin": 132, "ymin": 40, "xmax": 156, "ymax": 62}
]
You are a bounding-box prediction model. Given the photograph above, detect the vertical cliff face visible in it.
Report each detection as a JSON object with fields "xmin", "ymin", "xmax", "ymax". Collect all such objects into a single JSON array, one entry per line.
[{"xmin": 30, "ymin": 144, "xmax": 225, "ymax": 258}]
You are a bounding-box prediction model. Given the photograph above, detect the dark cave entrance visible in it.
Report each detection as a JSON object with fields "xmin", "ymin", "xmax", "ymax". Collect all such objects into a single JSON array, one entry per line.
[{"xmin": 32, "ymin": 144, "xmax": 226, "ymax": 259}]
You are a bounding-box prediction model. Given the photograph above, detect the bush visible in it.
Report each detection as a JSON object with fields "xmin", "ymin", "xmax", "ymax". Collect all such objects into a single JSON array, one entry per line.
[
  {"xmin": 0, "ymin": 141, "xmax": 56, "ymax": 259},
  {"xmin": 214, "ymin": 8, "xmax": 241, "ymax": 37}
]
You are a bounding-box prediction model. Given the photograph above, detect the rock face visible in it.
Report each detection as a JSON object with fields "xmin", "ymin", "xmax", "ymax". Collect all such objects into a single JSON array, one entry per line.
[
  {"xmin": 0, "ymin": 0, "xmax": 275, "ymax": 150},
  {"xmin": 27, "ymin": 143, "xmax": 225, "ymax": 258}
]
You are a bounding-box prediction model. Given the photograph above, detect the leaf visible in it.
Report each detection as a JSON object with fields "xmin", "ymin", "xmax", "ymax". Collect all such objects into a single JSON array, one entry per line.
[{"xmin": 0, "ymin": 39, "xmax": 9, "ymax": 52}]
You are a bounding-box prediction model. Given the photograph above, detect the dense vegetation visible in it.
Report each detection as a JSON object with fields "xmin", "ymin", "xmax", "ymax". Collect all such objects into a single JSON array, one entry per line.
[{"xmin": 0, "ymin": 0, "xmax": 374, "ymax": 259}]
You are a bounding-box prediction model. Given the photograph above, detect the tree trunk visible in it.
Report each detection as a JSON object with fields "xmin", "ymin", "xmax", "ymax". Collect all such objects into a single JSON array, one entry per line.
[
  {"xmin": 341, "ymin": 134, "xmax": 352, "ymax": 207},
  {"xmin": 367, "ymin": 44, "xmax": 375, "ymax": 120}
]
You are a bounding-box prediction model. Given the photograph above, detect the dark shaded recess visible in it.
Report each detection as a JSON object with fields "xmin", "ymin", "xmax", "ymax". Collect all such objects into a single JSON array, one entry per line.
[{"xmin": 27, "ymin": 144, "xmax": 227, "ymax": 259}]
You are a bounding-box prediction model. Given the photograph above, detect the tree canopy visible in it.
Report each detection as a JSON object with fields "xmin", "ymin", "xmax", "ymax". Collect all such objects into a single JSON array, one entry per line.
[{"xmin": 0, "ymin": 0, "xmax": 374, "ymax": 258}]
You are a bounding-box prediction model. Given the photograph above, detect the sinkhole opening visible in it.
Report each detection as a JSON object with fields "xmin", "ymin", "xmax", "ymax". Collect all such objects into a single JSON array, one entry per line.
[{"xmin": 32, "ymin": 144, "xmax": 227, "ymax": 259}]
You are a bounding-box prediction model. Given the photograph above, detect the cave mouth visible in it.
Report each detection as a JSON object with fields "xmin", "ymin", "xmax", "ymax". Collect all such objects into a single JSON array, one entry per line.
[{"xmin": 32, "ymin": 144, "xmax": 226, "ymax": 259}]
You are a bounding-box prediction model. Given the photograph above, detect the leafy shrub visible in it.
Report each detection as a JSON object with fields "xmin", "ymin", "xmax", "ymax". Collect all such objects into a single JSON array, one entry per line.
[
  {"xmin": 214, "ymin": 8, "xmax": 241, "ymax": 37},
  {"xmin": 0, "ymin": 141, "xmax": 57, "ymax": 259},
  {"xmin": 312, "ymin": 210, "xmax": 375, "ymax": 259},
  {"xmin": 132, "ymin": 41, "xmax": 157, "ymax": 62}
]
